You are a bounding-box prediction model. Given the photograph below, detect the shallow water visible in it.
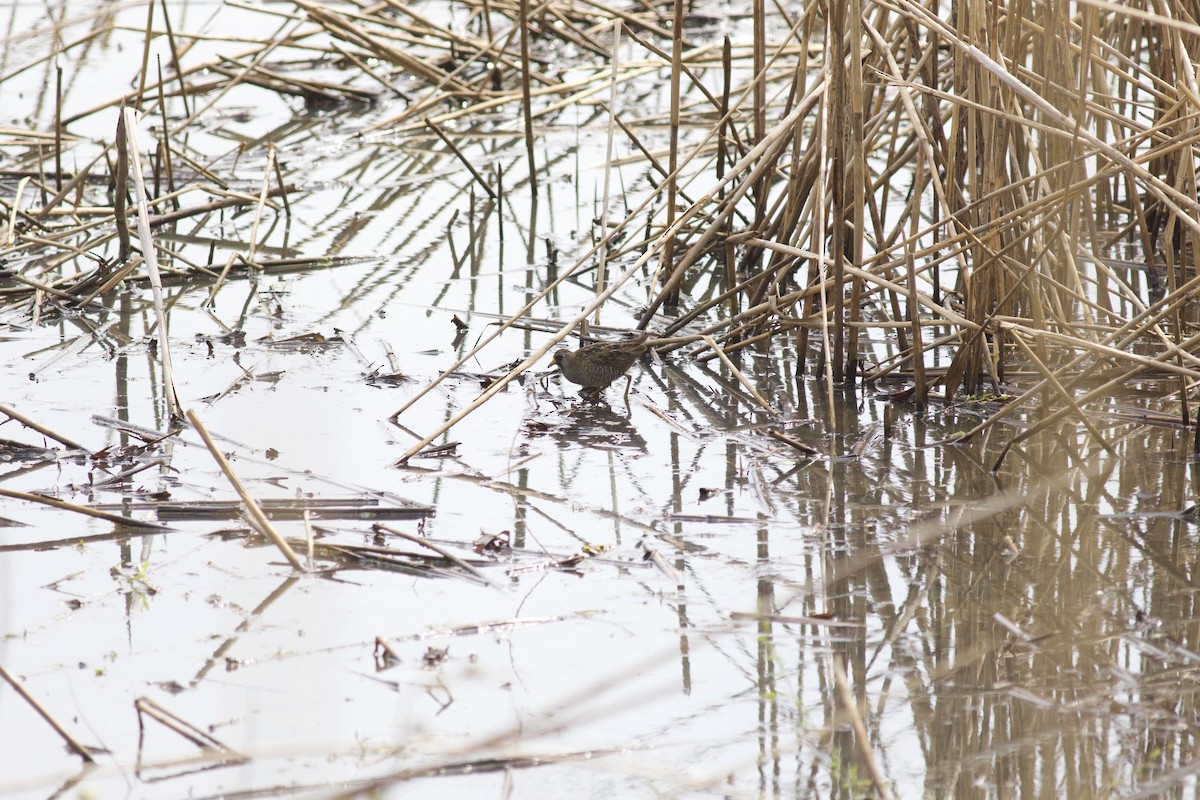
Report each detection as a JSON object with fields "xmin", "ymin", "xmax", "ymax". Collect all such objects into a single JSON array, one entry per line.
[{"xmin": 3, "ymin": 2, "xmax": 1200, "ymax": 798}]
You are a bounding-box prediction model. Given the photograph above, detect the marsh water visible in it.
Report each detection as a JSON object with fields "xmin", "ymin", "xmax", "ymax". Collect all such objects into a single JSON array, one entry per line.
[{"xmin": 2, "ymin": 1, "xmax": 1200, "ymax": 798}]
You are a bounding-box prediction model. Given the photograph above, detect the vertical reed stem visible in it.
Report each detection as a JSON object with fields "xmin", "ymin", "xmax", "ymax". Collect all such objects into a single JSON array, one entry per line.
[
  {"xmin": 908, "ymin": 147, "xmax": 927, "ymax": 405},
  {"xmin": 135, "ymin": 0, "xmax": 156, "ymax": 108},
  {"xmin": 661, "ymin": 0, "xmax": 684, "ymax": 309},
  {"xmin": 123, "ymin": 107, "xmax": 182, "ymax": 420},
  {"xmin": 845, "ymin": 0, "xmax": 865, "ymax": 381},
  {"xmin": 54, "ymin": 60, "xmax": 63, "ymax": 192},
  {"xmin": 827, "ymin": 0, "xmax": 847, "ymax": 381},
  {"xmin": 519, "ymin": 0, "xmax": 538, "ymax": 197},
  {"xmin": 597, "ymin": 19, "xmax": 622, "ymax": 325},
  {"xmin": 115, "ymin": 108, "xmax": 132, "ymax": 262}
]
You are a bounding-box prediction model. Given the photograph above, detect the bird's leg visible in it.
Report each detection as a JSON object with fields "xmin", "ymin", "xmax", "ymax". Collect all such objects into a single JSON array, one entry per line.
[{"xmin": 622, "ymin": 375, "xmax": 633, "ymax": 405}]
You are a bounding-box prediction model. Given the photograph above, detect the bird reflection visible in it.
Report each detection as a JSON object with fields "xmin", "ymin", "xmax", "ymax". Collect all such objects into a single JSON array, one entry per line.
[{"xmin": 524, "ymin": 401, "xmax": 647, "ymax": 452}]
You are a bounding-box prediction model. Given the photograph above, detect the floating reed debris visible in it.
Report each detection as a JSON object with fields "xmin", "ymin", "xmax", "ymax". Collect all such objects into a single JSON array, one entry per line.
[
  {"xmin": 0, "ymin": 403, "xmax": 87, "ymax": 451},
  {"xmin": 87, "ymin": 497, "xmax": 433, "ymax": 521},
  {"xmin": 134, "ymin": 696, "xmax": 244, "ymax": 762},
  {"xmin": 186, "ymin": 409, "xmax": 306, "ymax": 572},
  {"xmin": 374, "ymin": 523, "xmax": 504, "ymax": 588},
  {"xmin": 0, "ymin": 664, "xmax": 96, "ymax": 763},
  {"xmin": 0, "ymin": 487, "xmax": 167, "ymax": 529}
]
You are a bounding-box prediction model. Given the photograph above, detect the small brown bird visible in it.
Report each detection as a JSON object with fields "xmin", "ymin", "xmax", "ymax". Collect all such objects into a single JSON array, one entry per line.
[{"xmin": 552, "ymin": 331, "xmax": 652, "ymax": 396}]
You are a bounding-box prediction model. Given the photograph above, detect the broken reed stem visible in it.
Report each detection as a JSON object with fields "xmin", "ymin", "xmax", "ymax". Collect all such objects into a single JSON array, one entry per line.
[
  {"xmin": 700, "ymin": 335, "xmax": 779, "ymax": 416},
  {"xmin": 0, "ymin": 486, "xmax": 166, "ymax": 528},
  {"xmin": 34, "ymin": 148, "xmax": 106, "ymax": 222},
  {"xmin": 424, "ymin": 117, "xmax": 497, "ymax": 201},
  {"xmin": 374, "ymin": 523, "xmax": 503, "ymax": 589},
  {"xmin": 330, "ymin": 41, "xmax": 409, "ymax": 99},
  {"xmin": 115, "ymin": 111, "xmax": 131, "ymax": 261},
  {"xmin": 719, "ymin": 35, "xmax": 731, "ymax": 196},
  {"xmin": 2, "ymin": 178, "xmax": 29, "ymax": 249},
  {"xmin": 186, "ymin": 409, "xmax": 306, "ymax": 572},
  {"xmin": 245, "ymin": 148, "xmax": 275, "ymax": 265},
  {"xmin": 0, "ymin": 402, "xmax": 87, "ymax": 450},
  {"xmin": 269, "ymin": 143, "xmax": 291, "ymax": 216},
  {"xmin": 765, "ymin": 428, "xmax": 822, "ymax": 457},
  {"xmin": 0, "ymin": 664, "xmax": 96, "ymax": 763},
  {"xmin": 123, "ymin": 108, "xmax": 182, "ymax": 420},
  {"xmin": 135, "ymin": 696, "xmax": 243, "ymax": 758}
]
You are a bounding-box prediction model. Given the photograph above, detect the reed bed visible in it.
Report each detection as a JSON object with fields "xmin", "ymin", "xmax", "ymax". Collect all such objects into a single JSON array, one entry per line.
[
  {"xmin": 2, "ymin": 0, "xmax": 1199, "ymax": 465},
  {"xmin": 12, "ymin": 4, "xmax": 1200, "ymax": 794}
]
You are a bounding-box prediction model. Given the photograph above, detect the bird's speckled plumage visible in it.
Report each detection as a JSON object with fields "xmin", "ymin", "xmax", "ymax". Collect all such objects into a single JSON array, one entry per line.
[{"xmin": 552, "ymin": 331, "xmax": 651, "ymax": 392}]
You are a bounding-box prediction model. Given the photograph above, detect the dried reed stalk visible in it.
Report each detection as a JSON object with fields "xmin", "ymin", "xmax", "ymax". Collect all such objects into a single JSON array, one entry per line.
[
  {"xmin": 187, "ymin": 409, "xmax": 306, "ymax": 572},
  {"xmin": 0, "ymin": 664, "xmax": 96, "ymax": 763},
  {"xmin": 124, "ymin": 107, "xmax": 182, "ymax": 420}
]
